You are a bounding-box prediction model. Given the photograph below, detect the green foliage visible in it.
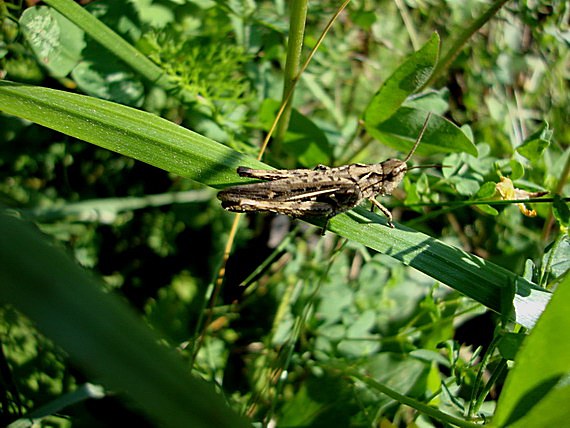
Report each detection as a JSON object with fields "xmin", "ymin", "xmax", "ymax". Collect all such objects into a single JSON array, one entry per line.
[
  {"xmin": 0, "ymin": 0, "xmax": 568, "ymax": 427},
  {"xmin": 142, "ymin": 30, "xmax": 252, "ymax": 108}
]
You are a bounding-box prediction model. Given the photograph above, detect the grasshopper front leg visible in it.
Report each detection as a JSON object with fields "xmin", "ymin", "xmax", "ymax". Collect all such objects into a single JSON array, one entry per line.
[{"xmin": 369, "ymin": 198, "xmax": 395, "ymax": 228}]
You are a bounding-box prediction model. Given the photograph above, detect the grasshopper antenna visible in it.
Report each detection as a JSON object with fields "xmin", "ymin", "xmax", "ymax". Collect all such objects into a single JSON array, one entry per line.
[{"xmin": 403, "ymin": 113, "xmax": 431, "ymax": 163}]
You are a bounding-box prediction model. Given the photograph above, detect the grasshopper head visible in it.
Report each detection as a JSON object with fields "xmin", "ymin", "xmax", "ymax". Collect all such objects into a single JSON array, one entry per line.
[
  {"xmin": 372, "ymin": 114, "xmax": 431, "ymax": 195},
  {"xmin": 378, "ymin": 159, "xmax": 407, "ymax": 195}
]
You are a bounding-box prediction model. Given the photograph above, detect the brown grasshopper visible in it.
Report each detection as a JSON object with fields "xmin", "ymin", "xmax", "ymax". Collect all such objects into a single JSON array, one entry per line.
[{"xmin": 218, "ymin": 115, "xmax": 431, "ymax": 234}]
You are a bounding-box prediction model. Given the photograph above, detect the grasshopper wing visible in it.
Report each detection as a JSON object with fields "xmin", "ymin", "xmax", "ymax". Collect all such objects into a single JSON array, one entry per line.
[{"xmin": 218, "ymin": 177, "xmax": 362, "ymax": 217}]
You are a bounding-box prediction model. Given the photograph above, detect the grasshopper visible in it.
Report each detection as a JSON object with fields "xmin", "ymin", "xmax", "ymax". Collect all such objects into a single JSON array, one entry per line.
[{"xmin": 218, "ymin": 115, "xmax": 431, "ymax": 234}]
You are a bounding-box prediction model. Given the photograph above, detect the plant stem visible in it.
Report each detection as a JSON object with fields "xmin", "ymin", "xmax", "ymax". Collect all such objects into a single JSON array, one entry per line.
[
  {"xmin": 394, "ymin": 0, "xmax": 419, "ymax": 50},
  {"xmin": 350, "ymin": 370, "xmax": 483, "ymax": 428},
  {"xmin": 274, "ymin": 0, "xmax": 309, "ymax": 145}
]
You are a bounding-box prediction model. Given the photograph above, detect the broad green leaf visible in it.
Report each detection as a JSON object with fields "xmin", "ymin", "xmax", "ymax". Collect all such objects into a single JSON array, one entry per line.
[
  {"xmin": 42, "ymin": 0, "xmax": 173, "ymax": 90},
  {"xmin": 338, "ymin": 310, "xmax": 380, "ymax": 357},
  {"xmin": 493, "ymin": 273, "xmax": 570, "ymax": 427},
  {"xmin": 451, "ymin": 175, "xmax": 483, "ymax": 196},
  {"xmin": 474, "ymin": 183, "xmax": 500, "ymax": 215},
  {"xmin": 364, "ymin": 32, "xmax": 439, "ymax": 126},
  {"xmin": 497, "ymin": 333, "xmax": 525, "ymax": 360},
  {"xmin": 516, "ymin": 121, "xmax": 552, "ymax": 161},
  {"xmin": 505, "ymin": 386, "xmax": 570, "ymax": 428},
  {"xmin": 20, "ymin": 6, "xmax": 85, "ymax": 77},
  {"xmin": 478, "ymin": 204, "xmax": 499, "ymax": 216},
  {"xmin": 0, "ymin": 81, "xmax": 550, "ymax": 330},
  {"xmin": 0, "ymin": 213, "xmax": 249, "ymax": 428},
  {"xmin": 543, "ymin": 234, "xmax": 570, "ymax": 280},
  {"xmin": 403, "ymin": 87, "xmax": 450, "ymax": 115},
  {"xmin": 368, "ymin": 106, "xmax": 478, "ymax": 157}
]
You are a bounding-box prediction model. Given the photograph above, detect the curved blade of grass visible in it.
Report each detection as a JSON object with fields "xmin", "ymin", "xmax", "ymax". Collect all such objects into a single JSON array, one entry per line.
[
  {"xmin": 0, "ymin": 213, "xmax": 250, "ymax": 428},
  {"xmin": 0, "ymin": 81, "xmax": 267, "ymax": 187},
  {"xmin": 0, "ymin": 81, "xmax": 549, "ymax": 330},
  {"xmin": 9, "ymin": 383, "xmax": 105, "ymax": 427}
]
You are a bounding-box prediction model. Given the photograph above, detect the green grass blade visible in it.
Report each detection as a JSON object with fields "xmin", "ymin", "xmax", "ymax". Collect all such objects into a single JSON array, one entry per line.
[
  {"xmin": 8, "ymin": 383, "xmax": 105, "ymax": 427},
  {"xmin": 0, "ymin": 81, "xmax": 266, "ymax": 187},
  {"xmin": 0, "ymin": 213, "xmax": 250, "ymax": 428},
  {"xmin": 0, "ymin": 81, "xmax": 549, "ymax": 329}
]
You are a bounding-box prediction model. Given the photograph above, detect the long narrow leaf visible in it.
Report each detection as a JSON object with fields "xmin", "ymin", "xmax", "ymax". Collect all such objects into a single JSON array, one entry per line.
[
  {"xmin": 493, "ymin": 273, "xmax": 570, "ymax": 426},
  {"xmin": 0, "ymin": 81, "xmax": 266, "ymax": 187}
]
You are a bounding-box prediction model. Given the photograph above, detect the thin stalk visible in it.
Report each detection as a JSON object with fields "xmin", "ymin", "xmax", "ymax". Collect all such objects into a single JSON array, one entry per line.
[
  {"xmin": 241, "ymin": 230, "xmax": 296, "ymax": 290},
  {"xmin": 260, "ymin": 239, "xmax": 347, "ymax": 424},
  {"xmin": 203, "ymin": 1, "xmax": 353, "ymax": 363},
  {"xmin": 394, "ymin": 0, "xmax": 419, "ymax": 50},
  {"xmin": 467, "ymin": 333, "xmax": 503, "ymax": 418},
  {"xmin": 402, "ymin": 197, "xmax": 564, "ymax": 209},
  {"xmin": 190, "ymin": 214, "xmax": 242, "ymax": 366},
  {"xmin": 273, "ymin": 0, "xmax": 308, "ymax": 145},
  {"xmin": 350, "ymin": 370, "xmax": 483, "ymax": 428},
  {"xmin": 257, "ymin": 0, "xmax": 352, "ymax": 160},
  {"xmin": 404, "ymin": 197, "xmax": 561, "ymax": 227},
  {"xmin": 470, "ymin": 357, "xmax": 507, "ymax": 418},
  {"xmin": 538, "ymin": 232, "xmax": 566, "ymax": 288}
]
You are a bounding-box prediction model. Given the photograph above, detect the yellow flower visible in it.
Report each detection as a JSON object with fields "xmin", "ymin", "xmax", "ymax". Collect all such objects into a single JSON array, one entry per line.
[{"xmin": 495, "ymin": 177, "xmax": 548, "ymax": 217}]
